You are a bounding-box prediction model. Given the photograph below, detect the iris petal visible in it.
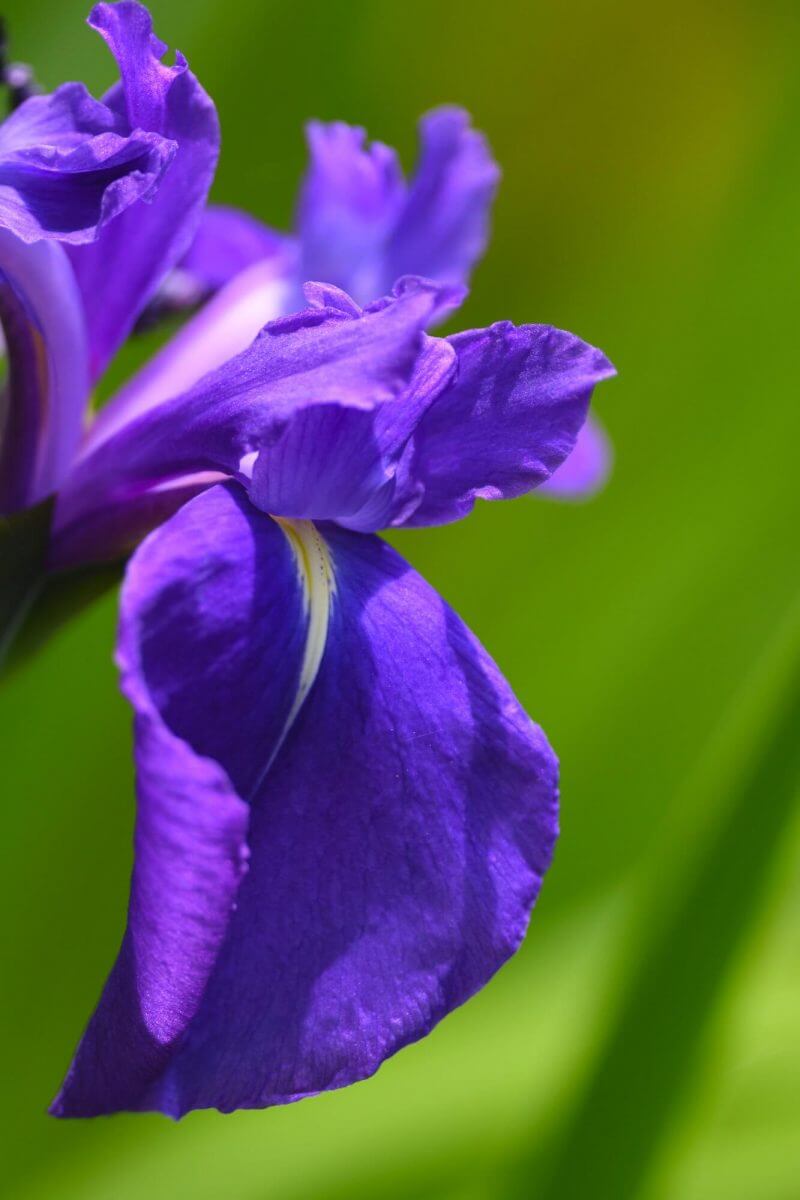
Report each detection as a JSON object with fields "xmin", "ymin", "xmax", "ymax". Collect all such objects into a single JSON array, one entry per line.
[
  {"xmin": 0, "ymin": 78, "xmax": 174, "ymax": 246},
  {"xmin": 52, "ymin": 280, "xmax": 449, "ymax": 566},
  {"xmin": 386, "ymin": 106, "xmax": 499, "ymax": 291},
  {"xmin": 67, "ymin": 1, "xmax": 220, "ymax": 378},
  {"xmin": 52, "ymin": 483, "xmax": 315, "ymax": 1117},
  {"xmin": 0, "ymin": 229, "xmax": 89, "ymax": 513},
  {"xmin": 155, "ymin": 204, "xmax": 296, "ymax": 311},
  {"xmin": 54, "ymin": 485, "xmax": 558, "ymax": 1116},
  {"xmin": 297, "ymin": 107, "xmax": 497, "ymax": 308},
  {"xmin": 538, "ymin": 413, "xmax": 613, "ymax": 498},
  {"xmin": 86, "ymin": 256, "xmax": 298, "ymax": 450},
  {"xmin": 299, "ymin": 120, "xmax": 405, "ymax": 303},
  {"xmin": 394, "ymin": 321, "xmax": 616, "ymax": 526}
]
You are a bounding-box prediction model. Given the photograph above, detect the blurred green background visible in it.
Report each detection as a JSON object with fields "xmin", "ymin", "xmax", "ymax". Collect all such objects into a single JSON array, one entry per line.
[{"xmin": 2, "ymin": 0, "xmax": 799, "ymax": 1197}]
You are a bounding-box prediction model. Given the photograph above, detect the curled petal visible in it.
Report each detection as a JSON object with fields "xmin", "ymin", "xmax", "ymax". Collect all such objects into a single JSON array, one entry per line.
[
  {"xmin": 51, "ymin": 707, "xmax": 250, "ymax": 1117},
  {"xmin": 54, "ymin": 488, "xmax": 557, "ymax": 1115},
  {"xmin": 394, "ymin": 321, "xmax": 616, "ymax": 526},
  {"xmin": 248, "ymin": 328, "xmax": 455, "ymax": 530},
  {"xmin": 68, "ymin": 1, "xmax": 220, "ymax": 378},
  {"xmin": 0, "ymin": 81, "xmax": 119, "ymax": 151},
  {"xmin": 0, "ymin": 229, "xmax": 89, "ymax": 513},
  {"xmin": 0, "ymin": 78, "xmax": 175, "ymax": 246},
  {"xmin": 52, "ymin": 279, "xmax": 449, "ymax": 566},
  {"xmin": 248, "ymin": 403, "xmax": 401, "ymax": 530}
]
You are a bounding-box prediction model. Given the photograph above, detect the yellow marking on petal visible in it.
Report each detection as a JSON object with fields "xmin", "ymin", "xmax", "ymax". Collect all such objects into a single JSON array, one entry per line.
[{"xmin": 269, "ymin": 517, "xmax": 335, "ymax": 767}]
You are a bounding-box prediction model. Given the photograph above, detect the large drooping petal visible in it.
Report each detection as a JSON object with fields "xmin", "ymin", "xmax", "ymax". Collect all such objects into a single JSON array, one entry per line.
[
  {"xmin": 385, "ymin": 106, "xmax": 499, "ymax": 291},
  {"xmin": 298, "ymin": 120, "xmax": 405, "ymax": 304},
  {"xmin": 67, "ymin": 2, "xmax": 220, "ymax": 379},
  {"xmin": 538, "ymin": 413, "xmax": 612, "ymax": 498},
  {"xmin": 0, "ymin": 79, "xmax": 175, "ymax": 245},
  {"xmin": 51, "ymin": 483, "xmax": 310, "ymax": 1117},
  {"xmin": 54, "ymin": 485, "xmax": 558, "ymax": 1116},
  {"xmin": 0, "ymin": 229, "xmax": 89, "ymax": 513},
  {"xmin": 52, "ymin": 280, "xmax": 451, "ymax": 567},
  {"xmin": 394, "ymin": 321, "xmax": 616, "ymax": 526}
]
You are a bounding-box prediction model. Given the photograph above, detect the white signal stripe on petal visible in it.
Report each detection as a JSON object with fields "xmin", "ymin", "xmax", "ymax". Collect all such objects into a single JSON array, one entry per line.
[{"xmin": 257, "ymin": 517, "xmax": 335, "ymax": 785}]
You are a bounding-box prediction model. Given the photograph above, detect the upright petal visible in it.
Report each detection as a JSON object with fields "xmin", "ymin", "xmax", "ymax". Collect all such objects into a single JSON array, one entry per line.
[
  {"xmin": 0, "ymin": 229, "xmax": 89, "ymax": 513},
  {"xmin": 386, "ymin": 107, "xmax": 499, "ymax": 291},
  {"xmin": 67, "ymin": 2, "xmax": 220, "ymax": 378},
  {"xmin": 55, "ymin": 489, "xmax": 558, "ymax": 1116},
  {"xmin": 52, "ymin": 280, "xmax": 449, "ymax": 567},
  {"xmin": 0, "ymin": 80, "xmax": 175, "ymax": 245},
  {"xmin": 296, "ymin": 108, "xmax": 497, "ymax": 308},
  {"xmin": 394, "ymin": 321, "xmax": 616, "ymax": 526},
  {"xmin": 298, "ymin": 121, "xmax": 405, "ymax": 304},
  {"xmin": 538, "ymin": 413, "xmax": 612, "ymax": 498}
]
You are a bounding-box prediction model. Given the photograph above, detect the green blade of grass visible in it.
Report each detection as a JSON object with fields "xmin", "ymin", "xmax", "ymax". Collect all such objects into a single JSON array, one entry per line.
[{"xmin": 509, "ymin": 595, "xmax": 800, "ymax": 1200}]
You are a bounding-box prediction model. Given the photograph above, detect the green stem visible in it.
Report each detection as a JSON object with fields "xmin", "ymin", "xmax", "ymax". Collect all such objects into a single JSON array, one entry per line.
[
  {"xmin": 0, "ymin": 499, "xmax": 52, "ymax": 670},
  {"xmin": 0, "ymin": 499, "xmax": 121, "ymax": 676}
]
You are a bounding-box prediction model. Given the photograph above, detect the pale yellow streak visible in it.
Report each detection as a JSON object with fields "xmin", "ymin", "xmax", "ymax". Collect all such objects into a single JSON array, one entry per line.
[{"xmin": 262, "ymin": 517, "xmax": 335, "ymax": 778}]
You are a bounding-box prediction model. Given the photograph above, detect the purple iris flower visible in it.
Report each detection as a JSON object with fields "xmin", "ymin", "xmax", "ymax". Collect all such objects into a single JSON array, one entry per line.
[
  {"xmin": 0, "ymin": 3, "xmax": 615, "ymax": 1119},
  {"xmin": 51, "ymin": 276, "xmax": 614, "ymax": 1117}
]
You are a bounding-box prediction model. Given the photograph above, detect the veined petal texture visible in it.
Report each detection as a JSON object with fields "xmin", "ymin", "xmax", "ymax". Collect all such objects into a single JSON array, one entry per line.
[
  {"xmin": 395, "ymin": 322, "xmax": 616, "ymax": 526},
  {"xmin": 0, "ymin": 79, "xmax": 174, "ymax": 246},
  {"xmin": 51, "ymin": 281, "xmax": 449, "ymax": 566},
  {"xmin": 54, "ymin": 483, "xmax": 558, "ymax": 1116}
]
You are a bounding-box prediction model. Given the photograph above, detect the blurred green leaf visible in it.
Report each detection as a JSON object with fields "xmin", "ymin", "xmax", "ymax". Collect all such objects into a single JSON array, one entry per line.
[
  {"xmin": 0, "ymin": 499, "xmax": 52, "ymax": 669},
  {"xmin": 4, "ymin": 563, "xmax": 122, "ymax": 675},
  {"xmin": 0, "ymin": 501, "xmax": 121, "ymax": 677},
  {"xmin": 513, "ymin": 597, "xmax": 800, "ymax": 1200}
]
